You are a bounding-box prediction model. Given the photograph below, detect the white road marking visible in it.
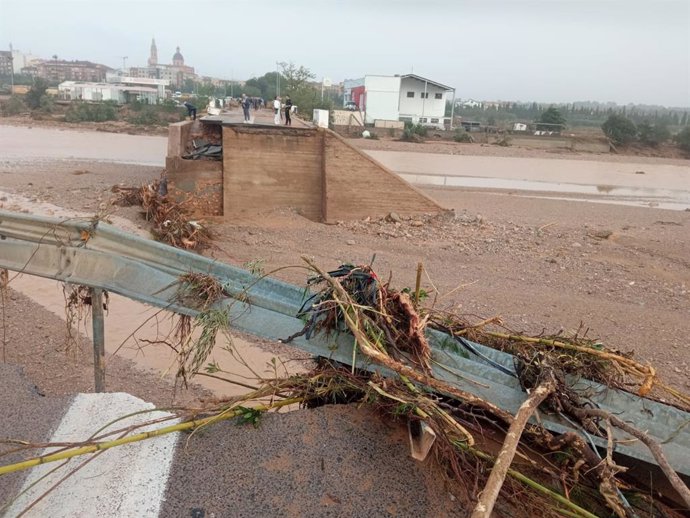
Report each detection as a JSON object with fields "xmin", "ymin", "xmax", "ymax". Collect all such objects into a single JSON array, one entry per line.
[{"xmin": 5, "ymin": 393, "xmax": 178, "ymax": 518}]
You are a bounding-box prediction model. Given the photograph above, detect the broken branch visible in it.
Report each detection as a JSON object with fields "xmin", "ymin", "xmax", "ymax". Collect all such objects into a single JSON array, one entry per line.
[{"xmin": 471, "ymin": 379, "xmax": 557, "ymax": 518}]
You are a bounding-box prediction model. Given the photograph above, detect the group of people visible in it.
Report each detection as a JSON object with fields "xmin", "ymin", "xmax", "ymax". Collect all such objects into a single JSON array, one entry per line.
[{"xmin": 182, "ymin": 94, "xmax": 295, "ymax": 126}]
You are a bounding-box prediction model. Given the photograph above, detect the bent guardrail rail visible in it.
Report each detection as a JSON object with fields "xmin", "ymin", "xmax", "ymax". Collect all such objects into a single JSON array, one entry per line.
[{"xmin": 0, "ymin": 209, "xmax": 688, "ymax": 477}]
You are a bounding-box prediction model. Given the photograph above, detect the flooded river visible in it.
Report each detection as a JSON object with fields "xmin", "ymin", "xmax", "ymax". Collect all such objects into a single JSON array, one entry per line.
[
  {"xmin": 0, "ymin": 125, "xmax": 688, "ymax": 210},
  {"xmin": 365, "ymin": 150, "xmax": 690, "ymax": 211}
]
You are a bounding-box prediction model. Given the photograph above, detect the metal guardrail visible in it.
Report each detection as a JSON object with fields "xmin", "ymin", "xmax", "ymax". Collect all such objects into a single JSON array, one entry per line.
[{"xmin": 0, "ymin": 209, "xmax": 688, "ymax": 476}]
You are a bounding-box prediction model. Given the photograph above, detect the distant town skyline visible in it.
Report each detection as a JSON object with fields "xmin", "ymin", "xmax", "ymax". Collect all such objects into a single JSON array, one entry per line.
[{"xmin": 1, "ymin": 0, "xmax": 688, "ymax": 107}]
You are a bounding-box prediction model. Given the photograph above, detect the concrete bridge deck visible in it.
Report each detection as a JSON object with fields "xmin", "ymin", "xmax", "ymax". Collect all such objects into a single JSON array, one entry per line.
[{"xmin": 201, "ymin": 105, "xmax": 314, "ymax": 128}]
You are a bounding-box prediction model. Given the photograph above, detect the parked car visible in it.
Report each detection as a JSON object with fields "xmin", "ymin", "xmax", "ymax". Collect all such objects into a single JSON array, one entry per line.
[{"xmin": 344, "ymin": 101, "xmax": 358, "ymax": 111}]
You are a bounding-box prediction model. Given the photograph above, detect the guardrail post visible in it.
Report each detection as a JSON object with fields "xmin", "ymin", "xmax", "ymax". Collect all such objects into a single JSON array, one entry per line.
[{"xmin": 91, "ymin": 288, "xmax": 106, "ymax": 392}]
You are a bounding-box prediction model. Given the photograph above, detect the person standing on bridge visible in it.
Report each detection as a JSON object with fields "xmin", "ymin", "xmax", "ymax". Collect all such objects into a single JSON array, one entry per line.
[
  {"xmin": 273, "ymin": 96, "xmax": 282, "ymax": 125},
  {"xmin": 284, "ymin": 96, "xmax": 293, "ymax": 126},
  {"xmin": 241, "ymin": 94, "xmax": 252, "ymax": 123},
  {"xmin": 183, "ymin": 101, "xmax": 197, "ymax": 121}
]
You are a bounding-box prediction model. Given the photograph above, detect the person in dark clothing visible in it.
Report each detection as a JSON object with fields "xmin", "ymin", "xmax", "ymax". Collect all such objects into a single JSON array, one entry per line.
[
  {"xmin": 284, "ymin": 96, "xmax": 293, "ymax": 126},
  {"xmin": 241, "ymin": 94, "xmax": 252, "ymax": 122},
  {"xmin": 182, "ymin": 101, "xmax": 197, "ymax": 120}
]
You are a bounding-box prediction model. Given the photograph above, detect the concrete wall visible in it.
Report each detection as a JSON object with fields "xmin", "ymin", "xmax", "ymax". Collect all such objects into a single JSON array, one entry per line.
[
  {"xmin": 166, "ymin": 158, "xmax": 223, "ymax": 216},
  {"xmin": 223, "ymin": 126, "xmax": 324, "ymax": 220},
  {"xmin": 374, "ymin": 119, "xmax": 404, "ymax": 129},
  {"xmin": 332, "ymin": 110, "xmax": 363, "ymax": 126},
  {"xmin": 167, "ymin": 121, "xmax": 193, "ymax": 158},
  {"xmin": 168, "ymin": 121, "xmax": 444, "ymax": 222},
  {"xmin": 222, "ymin": 125, "xmax": 443, "ymax": 222},
  {"xmin": 511, "ymin": 135, "xmax": 610, "ymax": 153},
  {"xmin": 166, "ymin": 121, "xmax": 223, "ymax": 216},
  {"xmin": 324, "ymin": 131, "xmax": 442, "ymax": 222}
]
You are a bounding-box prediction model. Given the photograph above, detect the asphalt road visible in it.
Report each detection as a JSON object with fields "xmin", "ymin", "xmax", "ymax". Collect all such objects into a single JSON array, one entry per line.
[{"xmin": 0, "ymin": 365, "xmax": 461, "ymax": 518}]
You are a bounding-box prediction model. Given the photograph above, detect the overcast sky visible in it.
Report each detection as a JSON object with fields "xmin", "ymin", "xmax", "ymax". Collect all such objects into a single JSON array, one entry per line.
[{"xmin": 1, "ymin": 0, "xmax": 688, "ymax": 106}]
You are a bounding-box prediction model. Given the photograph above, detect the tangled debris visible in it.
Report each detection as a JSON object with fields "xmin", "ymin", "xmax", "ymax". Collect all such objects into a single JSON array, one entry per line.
[
  {"xmin": 172, "ymin": 273, "xmax": 229, "ymax": 386},
  {"xmin": 112, "ymin": 180, "xmax": 212, "ymax": 250},
  {"xmin": 3, "ymin": 261, "xmax": 689, "ymax": 517},
  {"xmin": 285, "ymin": 259, "xmax": 690, "ymax": 517}
]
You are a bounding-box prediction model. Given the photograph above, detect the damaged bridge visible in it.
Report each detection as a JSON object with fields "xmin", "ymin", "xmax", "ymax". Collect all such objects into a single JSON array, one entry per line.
[{"xmin": 164, "ymin": 118, "xmax": 444, "ymax": 222}]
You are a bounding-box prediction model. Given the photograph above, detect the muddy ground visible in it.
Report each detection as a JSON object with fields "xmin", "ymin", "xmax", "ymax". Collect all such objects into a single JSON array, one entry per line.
[{"xmin": 1, "ymin": 155, "xmax": 688, "ymax": 398}]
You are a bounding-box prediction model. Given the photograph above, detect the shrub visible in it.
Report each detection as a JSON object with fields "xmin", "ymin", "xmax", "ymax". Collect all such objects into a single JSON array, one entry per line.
[
  {"xmin": 24, "ymin": 78, "xmax": 48, "ymax": 109},
  {"xmin": 0, "ymin": 95, "xmax": 25, "ymax": 116},
  {"xmin": 159, "ymin": 99, "xmax": 181, "ymax": 113},
  {"xmin": 128, "ymin": 106, "xmax": 160, "ymax": 125},
  {"xmin": 637, "ymin": 122, "xmax": 670, "ymax": 146},
  {"xmin": 674, "ymin": 127, "xmax": 690, "ymax": 153},
  {"xmin": 539, "ymin": 106, "xmax": 566, "ymax": 126},
  {"xmin": 602, "ymin": 114, "xmax": 637, "ymax": 146},
  {"xmin": 39, "ymin": 94, "xmax": 54, "ymax": 113},
  {"xmin": 453, "ymin": 128, "xmax": 473, "ymax": 143},
  {"xmin": 64, "ymin": 101, "xmax": 118, "ymax": 123}
]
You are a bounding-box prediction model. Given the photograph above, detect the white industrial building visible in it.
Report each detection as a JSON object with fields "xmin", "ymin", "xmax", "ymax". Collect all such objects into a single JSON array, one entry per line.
[
  {"xmin": 58, "ymin": 74, "xmax": 169, "ymax": 104},
  {"xmin": 106, "ymin": 74, "xmax": 169, "ymax": 99},
  {"xmin": 58, "ymin": 81, "xmax": 159, "ymax": 104},
  {"xmin": 343, "ymin": 74, "xmax": 455, "ymax": 129}
]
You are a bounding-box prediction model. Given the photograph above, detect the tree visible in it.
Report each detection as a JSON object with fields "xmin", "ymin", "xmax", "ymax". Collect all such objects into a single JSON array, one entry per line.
[
  {"xmin": 182, "ymin": 78, "xmax": 196, "ymax": 93},
  {"xmin": 197, "ymin": 82, "xmax": 216, "ymax": 97},
  {"xmin": 276, "ymin": 62, "xmax": 323, "ymax": 115},
  {"xmin": 602, "ymin": 114, "xmax": 637, "ymax": 145},
  {"xmin": 25, "ymin": 77, "xmax": 48, "ymax": 110},
  {"xmin": 245, "ymin": 71, "xmax": 282, "ymax": 100},
  {"xmin": 674, "ymin": 126, "xmax": 690, "ymax": 153},
  {"xmin": 539, "ymin": 106, "xmax": 566, "ymax": 126},
  {"xmin": 638, "ymin": 121, "xmax": 670, "ymax": 147},
  {"xmin": 278, "ymin": 62, "xmax": 315, "ymax": 94}
]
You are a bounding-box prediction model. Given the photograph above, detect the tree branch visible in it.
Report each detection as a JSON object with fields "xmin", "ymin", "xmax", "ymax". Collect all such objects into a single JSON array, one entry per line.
[{"xmin": 471, "ymin": 380, "xmax": 556, "ymax": 518}]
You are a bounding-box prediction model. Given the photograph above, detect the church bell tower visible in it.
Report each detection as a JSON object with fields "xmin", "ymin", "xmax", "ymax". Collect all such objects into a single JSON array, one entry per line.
[{"xmin": 148, "ymin": 38, "xmax": 158, "ymax": 67}]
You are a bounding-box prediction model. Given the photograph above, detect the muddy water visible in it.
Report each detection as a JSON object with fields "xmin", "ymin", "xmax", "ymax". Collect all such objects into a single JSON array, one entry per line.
[
  {"xmin": 2, "ymin": 125, "xmax": 687, "ymax": 209},
  {"xmin": 367, "ymin": 150, "xmax": 690, "ymax": 210},
  {"xmin": 0, "ymin": 125, "xmax": 167, "ymax": 166},
  {"xmin": 1, "ymin": 190, "xmax": 302, "ymax": 397},
  {"xmin": 400, "ymin": 173, "xmax": 690, "ymax": 210},
  {"xmin": 10, "ymin": 275, "xmax": 290, "ymax": 397}
]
